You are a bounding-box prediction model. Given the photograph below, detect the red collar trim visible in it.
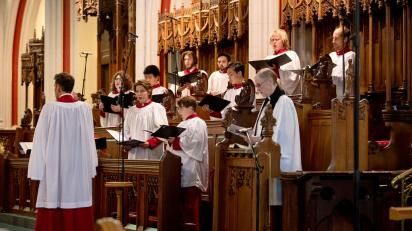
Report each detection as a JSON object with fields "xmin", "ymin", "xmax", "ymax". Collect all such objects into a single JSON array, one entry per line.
[
  {"xmin": 136, "ymin": 99, "xmax": 152, "ymax": 108},
  {"xmin": 112, "ymin": 90, "xmax": 119, "ymax": 94},
  {"xmin": 274, "ymin": 48, "xmax": 288, "ymax": 55},
  {"xmin": 232, "ymin": 82, "xmax": 245, "ymax": 89},
  {"xmin": 336, "ymin": 47, "xmax": 351, "ymax": 56},
  {"xmin": 186, "ymin": 113, "xmax": 198, "ymax": 120},
  {"xmin": 57, "ymin": 94, "xmax": 77, "ymax": 103},
  {"xmin": 152, "ymin": 83, "xmax": 161, "ymax": 89},
  {"xmin": 184, "ymin": 67, "xmax": 199, "ymax": 75}
]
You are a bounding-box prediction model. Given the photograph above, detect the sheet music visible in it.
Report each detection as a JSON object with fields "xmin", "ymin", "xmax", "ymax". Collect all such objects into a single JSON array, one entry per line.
[
  {"xmin": 106, "ymin": 129, "xmax": 129, "ymax": 142},
  {"xmin": 19, "ymin": 142, "xmax": 33, "ymax": 155}
]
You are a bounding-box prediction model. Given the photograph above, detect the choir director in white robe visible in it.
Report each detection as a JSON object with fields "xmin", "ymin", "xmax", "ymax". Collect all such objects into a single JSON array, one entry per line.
[
  {"xmin": 250, "ymin": 68, "xmax": 302, "ymax": 172},
  {"xmin": 124, "ymin": 80, "xmax": 168, "ymax": 160},
  {"xmin": 167, "ymin": 96, "xmax": 209, "ymax": 227},
  {"xmin": 28, "ymin": 72, "xmax": 98, "ymax": 231}
]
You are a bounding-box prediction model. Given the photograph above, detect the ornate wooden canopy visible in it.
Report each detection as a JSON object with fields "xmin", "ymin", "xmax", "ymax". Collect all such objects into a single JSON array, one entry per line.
[{"xmin": 158, "ymin": 0, "xmax": 248, "ymax": 53}]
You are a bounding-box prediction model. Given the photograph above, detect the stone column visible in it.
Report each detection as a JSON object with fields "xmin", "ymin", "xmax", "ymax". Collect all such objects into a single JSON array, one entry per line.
[{"xmin": 44, "ymin": 0, "xmax": 63, "ymax": 102}]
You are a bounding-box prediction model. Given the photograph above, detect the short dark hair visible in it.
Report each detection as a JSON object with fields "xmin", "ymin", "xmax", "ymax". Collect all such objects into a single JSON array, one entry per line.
[
  {"xmin": 227, "ymin": 62, "xmax": 244, "ymax": 76},
  {"xmin": 54, "ymin": 72, "xmax": 75, "ymax": 92},
  {"xmin": 177, "ymin": 96, "xmax": 197, "ymax": 111},
  {"xmin": 217, "ymin": 53, "xmax": 231, "ymax": 62},
  {"xmin": 143, "ymin": 65, "xmax": 160, "ymax": 77},
  {"xmin": 181, "ymin": 50, "xmax": 198, "ymax": 65}
]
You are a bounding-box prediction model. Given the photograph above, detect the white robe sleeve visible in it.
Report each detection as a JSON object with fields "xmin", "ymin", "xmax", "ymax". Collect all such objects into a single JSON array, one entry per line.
[
  {"xmin": 178, "ymin": 120, "xmax": 207, "ymax": 162},
  {"xmin": 279, "ymin": 51, "xmax": 301, "ymax": 95},
  {"xmin": 273, "ymin": 96, "xmax": 302, "ymax": 172},
  {"xmin": 82, "ymin": 105, "xmax": 98, "ymax": 177},
  {"xmin": 153, "ymin": 104, "xmax": 169, "ymax": 127},
  {"xmin": 27, "ymin": 105, "xmax": 51, "ymax": 180}
]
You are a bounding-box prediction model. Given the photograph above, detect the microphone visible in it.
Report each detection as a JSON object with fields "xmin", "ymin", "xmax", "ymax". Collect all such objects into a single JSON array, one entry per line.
[
  {"xmin": 80, "ymin": 51, "xmax": 93, "ymax": 55},
  {"xmin": 128, "ymin": 32, "xmax": 139, "ymax": 38}
]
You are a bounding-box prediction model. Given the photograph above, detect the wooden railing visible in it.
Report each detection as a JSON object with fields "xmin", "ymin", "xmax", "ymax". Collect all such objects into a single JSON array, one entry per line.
[{"xmin": 2, "ymin": 155, "xmax": 181, "ymax": 231}]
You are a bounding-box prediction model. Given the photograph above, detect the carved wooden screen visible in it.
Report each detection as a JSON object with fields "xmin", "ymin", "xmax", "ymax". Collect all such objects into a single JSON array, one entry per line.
[
  {"xmin": 158, "ymin": 0, "xmax": 249, "ymax": 79},
  {"xmin": 20, "ymin": 30, "xmax": 45, "ymax": 127},
  {"xmin": 95, "ymin": 0, "xmax": 136, "ymax": 92},
  {"xmin": 280, "ymin": 0, "xmax": 412, "ymax": 103}
]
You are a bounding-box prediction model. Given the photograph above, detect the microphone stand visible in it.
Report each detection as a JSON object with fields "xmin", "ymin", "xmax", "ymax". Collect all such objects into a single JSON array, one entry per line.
[
  {"xmin": 111, "ymin": 33, "xmax": 137, "ymax": 224},
  {"xmin": 79, "ymin": 53, "xmax": 90, "ymax": 101},
  {"xmin": 323, "ymin": 1, "xmax": 361, "ymax": 230},
  {"xmin": 169, "ymin": 15, "xmax": 180, "ymax": 98},
  {"xmin": 118, "ymin": 33, "xmax": 137, "ymax": 182},
  {"xmin": 244, "ymin": 131, "xmax": 262, "ymax": 231}
]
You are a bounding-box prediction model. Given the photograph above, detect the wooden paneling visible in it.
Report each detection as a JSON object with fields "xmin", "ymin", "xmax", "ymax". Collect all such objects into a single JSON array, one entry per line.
[{"xmin": 281, "ymin": 171, "xmax": 407, "ymax": 231}]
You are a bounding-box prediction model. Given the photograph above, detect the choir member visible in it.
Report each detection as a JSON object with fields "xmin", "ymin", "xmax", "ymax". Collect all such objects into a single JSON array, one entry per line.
[
  {"xmin": 219, "ymin": 62, "xmax": 255, "ymax": 119},
  {"xmin": 99, "ymin": 70, "xmax": 134, "ymax": 127},
  {"xmin": 28, "ymin": 73, "xmax": 98, "ymax": 231},
  {"xmin": 167, "ymin": 96, "xmax": 208, "ymax": 227},
  {"xmin": 171, "ymin": 50, "xmax": 208, "ymax": 97},
  {"xmin": 329, "ymin": 26, "xmax": 356, "ymax": 100},
  {"xmin": 250, "ymin": 68, "xmax": 302, "ymax": 172},
  {"xmin": 266, "ymin": 29, "xmax": 301, "ymax": 95},
  {"xmin": 124, "ymin": 80, "xmax": 168, "ymax": 160},
  {"xmin": 143, "ymin": 65, "xmax": 168, "ymax": 99},
  {"xmin": 206, "ymin": 53, "xmax": 231, "ymax": 96}
]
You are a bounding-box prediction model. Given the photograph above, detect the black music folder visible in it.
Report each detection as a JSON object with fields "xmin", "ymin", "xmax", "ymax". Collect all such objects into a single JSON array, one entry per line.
[
  {"xmin": 100, "ymin": 93, "xmax": 135, "ymax": 113},
  {"xmin": 168, "ymin": 71, "xmax": 200, "ymax": 85},
  {"xmin": 94, "ymin": 137, "xmax": 107, "ymax": 150},
  {"xmin": 199, "ymin": 94, "xmax": 231, "ymax": 112},
  {"xmin": 249, "ymin": 53, "xmax": 292, "ymax": 71},
  {"xmin": 152, "ymin": 94, "xmax": 167, "ymax": 103},
  {"xmin": 150, "ymin": 125, "xmax": 186, "ymax": 139}
]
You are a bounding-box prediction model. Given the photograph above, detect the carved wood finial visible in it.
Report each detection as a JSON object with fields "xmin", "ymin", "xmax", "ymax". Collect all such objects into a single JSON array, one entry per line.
[
  {"xmin": 344, "ymin": 58, "xmax": 354, "ymax": 99},
  {"xmin": 260, "ymin": 103, "xmax": 275, "ymax": 138}
]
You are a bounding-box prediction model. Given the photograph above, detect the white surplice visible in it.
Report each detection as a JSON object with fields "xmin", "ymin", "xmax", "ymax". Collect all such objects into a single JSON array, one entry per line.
[
  {"xmin": 124, "ymin": 102, "xmax": 168, "ymax": 160},
  {"xmin": 329, "ymin": 51, "xmax": 356, "ymax": 100},
  {"xmin": 28, "ymin": 101, "xmax": 98, "ymax": 208},
  {"xmin": 253, "ymin": 95, "xmax": 302, "ymax": 172},
  {"xmin": 167, "ymin": 116, "xmax": 209, "ymax": 192},
  {"xmin": 207, "ymin": 71, "xmax": 229, "ymax": 95},
  {"xmin": 266, "ymin": 50, "xmax": 302, "ymax": 95},
  {"xmin": 152, "ymin": 85, "xmax": 168, "ymax": 96}
]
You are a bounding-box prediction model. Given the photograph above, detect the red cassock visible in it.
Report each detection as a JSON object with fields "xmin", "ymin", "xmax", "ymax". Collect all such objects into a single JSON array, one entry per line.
[{"xmin": 36, "ymin": 207, "xmax": 94, "ymax": 231}]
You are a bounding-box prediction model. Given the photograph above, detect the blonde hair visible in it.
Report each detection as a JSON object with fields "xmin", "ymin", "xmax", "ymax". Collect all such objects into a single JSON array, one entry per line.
[
  {"xmin": 270, "ymin": 29, "xmax": 289, "ymax": 50},
  {"xmin": 134, "ymin": 80, "xmax": 153, "ymax": 96}
]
